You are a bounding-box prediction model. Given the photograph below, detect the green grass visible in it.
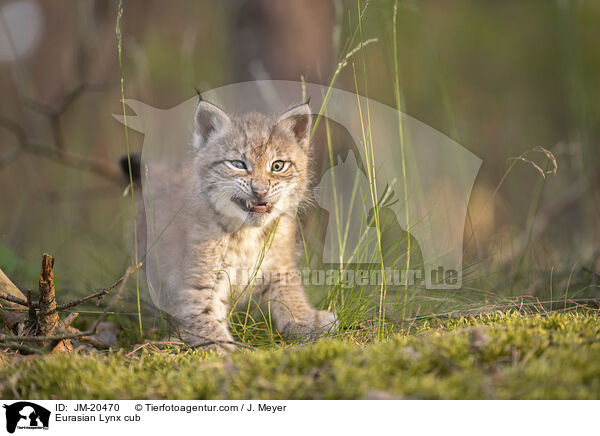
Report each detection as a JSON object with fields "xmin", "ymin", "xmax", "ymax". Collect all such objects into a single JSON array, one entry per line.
[{"xmin": 2, "ymin": 311, "xmax": 598, "ymax": 399}]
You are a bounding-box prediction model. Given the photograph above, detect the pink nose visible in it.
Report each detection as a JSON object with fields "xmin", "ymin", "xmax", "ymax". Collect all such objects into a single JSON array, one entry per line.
[{"xmin": 251, "ymin": 181, "xmax": 268, "ymax": 197}]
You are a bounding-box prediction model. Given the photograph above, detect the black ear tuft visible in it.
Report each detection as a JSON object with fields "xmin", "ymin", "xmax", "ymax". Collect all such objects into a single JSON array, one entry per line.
[{"xmin": 194, "ymin": 88, "xmax": 203, "ymax": 103}]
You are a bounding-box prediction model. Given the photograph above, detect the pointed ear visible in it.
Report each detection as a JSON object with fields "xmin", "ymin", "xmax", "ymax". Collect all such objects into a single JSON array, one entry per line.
[
  {"xmin": 193, "ymin": 100, "xmax": 231, "ymax": 149},
  {"xmin": 273, "ymin": 102, "xmax": 312, "ymax": 147}
]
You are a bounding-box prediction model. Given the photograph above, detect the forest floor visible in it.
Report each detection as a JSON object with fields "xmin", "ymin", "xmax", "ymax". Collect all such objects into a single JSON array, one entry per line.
[{"xmin": 1, "ymin": 310, "xmax": 598, "ymax": 399}]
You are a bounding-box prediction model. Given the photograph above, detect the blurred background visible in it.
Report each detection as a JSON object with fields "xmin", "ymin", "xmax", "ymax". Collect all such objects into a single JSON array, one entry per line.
[{"xmin": 0, "ymin": 0, "xmax": 598, "ymax": 328}]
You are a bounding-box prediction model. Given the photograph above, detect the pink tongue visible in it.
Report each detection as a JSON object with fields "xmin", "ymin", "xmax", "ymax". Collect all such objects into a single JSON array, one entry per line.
[{"xmin": 251, "ymin": 204, "xmax": 269, "ymax": 213}]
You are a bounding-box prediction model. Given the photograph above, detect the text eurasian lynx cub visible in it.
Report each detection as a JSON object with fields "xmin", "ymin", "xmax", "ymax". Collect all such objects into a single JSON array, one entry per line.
[{"xmin": 134, "ymin": 99, "xmax": 336, "ymax": 352}]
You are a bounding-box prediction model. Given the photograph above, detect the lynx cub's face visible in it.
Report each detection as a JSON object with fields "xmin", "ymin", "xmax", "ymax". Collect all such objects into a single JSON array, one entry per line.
[{"xmin": 192, "ymin": 101, "xmax": 312, "ymax": 229}]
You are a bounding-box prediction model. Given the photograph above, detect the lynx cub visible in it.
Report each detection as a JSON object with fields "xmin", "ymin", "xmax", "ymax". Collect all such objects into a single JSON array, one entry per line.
[{"xmin": 133, "ymin": 99, "xmax": 335, "ymax": 351}]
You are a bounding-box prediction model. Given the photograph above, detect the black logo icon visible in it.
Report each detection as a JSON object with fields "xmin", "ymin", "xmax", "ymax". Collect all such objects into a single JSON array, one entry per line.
[{"xmin": 3, "ymin": 402, "xmax": 50, "ymax": 433}]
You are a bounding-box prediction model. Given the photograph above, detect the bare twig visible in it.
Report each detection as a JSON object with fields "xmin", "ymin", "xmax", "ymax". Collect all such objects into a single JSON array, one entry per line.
[
  {"xmin": 126, "ymin": 340, "xmax": 186, "ymax": 357},
  {"xmin": 62, "ymin": 312, "xmax": 79, "ymax": 328},
  {"xmin": 1, "ymin": 342, "xmax": 44, "ymax": 355},
  {"xmin": 0, "ymin": 262, "xmax": 140, "ymax": 345},
  {"xmin": 86, "ymin": 262, "xmax": 141, "ymax": 335},
  {"xmin": 42, "ymin": 268, "xmax": 135, "ymax": 315},
  {"xmin": 1, "ymin": 261, "xmax": 141, "ymax": 354},
  {"xmin": 2, "ymin": 263, "xmax": 141, "ymax": 318},
  {"xmin": 184, "ymin": 340, "xmax": 256, "ymax": 351},
  {"xmin": 0, "ymin": 292, "xmax": 33, "ymax": 308},
  {"xmin": 61, "ymin": 326, "xmax": 111, "ymax": 349}
]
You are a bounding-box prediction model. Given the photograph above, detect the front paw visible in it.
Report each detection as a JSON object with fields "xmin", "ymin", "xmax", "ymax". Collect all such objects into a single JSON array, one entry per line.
[
  {"xmin": 179, "ymin": 328, "xmax": 237, "ymax": 354},
  {"xmin": 196, "ymin": 341, "xmax": 235, "ymax": 355},
  {"xmin": 281, "ymin": 310, "xmax": 337, "ymax": 342},
  {"xmin": 182, "ymin": 335, "xmax": 237, "ymax": 355}
]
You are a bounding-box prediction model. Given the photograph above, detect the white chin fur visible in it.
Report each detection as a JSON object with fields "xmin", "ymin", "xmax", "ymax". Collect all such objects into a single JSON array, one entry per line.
[{"xmin": 212, "ymin": 197, "xmax": 246, "ymax": 223}]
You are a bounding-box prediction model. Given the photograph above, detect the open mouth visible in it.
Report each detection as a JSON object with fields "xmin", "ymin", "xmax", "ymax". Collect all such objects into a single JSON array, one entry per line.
[{"xmin": 232, "ymin": 197, "xmax": 273, "ymax": 214}]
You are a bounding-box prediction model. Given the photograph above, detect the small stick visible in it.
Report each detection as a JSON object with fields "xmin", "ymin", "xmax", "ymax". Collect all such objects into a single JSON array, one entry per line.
[
  {"xmin": 3, "ymin": 263, "xmax": 142, "ymax": 315},
  {"xmin": 62, "ymin": 312, "xmax": 79, "ymax": 328},
  {"xmin": 184, "ymin": 339, "xmax": 256, "ymax": 351},
  {"xmin": 46, "ymin": 273, "xmax": 131, "ymax": 314},
  {"xmin": 0, "ymin": 293, "xmax": 34, "ymax": 308},
  {"xmin": 61, "ymin": 326, "xmax": 110, "ymax": 349},
  {"xmin": 0, "ymin": 262, "xmax": 140, "ymax": 345},
  {"xmin": 2, "ymin": 342, "xmax": 44, "ymax": 355}
]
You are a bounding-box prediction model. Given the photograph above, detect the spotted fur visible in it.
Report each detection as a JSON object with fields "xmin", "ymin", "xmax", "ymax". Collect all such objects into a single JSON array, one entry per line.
[{"xmin": 135, "ymin": 101, "xmax": 335, "ymax": 352}]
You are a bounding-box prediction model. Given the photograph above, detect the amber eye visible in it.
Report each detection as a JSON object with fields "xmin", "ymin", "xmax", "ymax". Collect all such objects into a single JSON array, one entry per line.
[{"xmin": 271, "ymin": 160, "xmax": 288, "ymax": 172}]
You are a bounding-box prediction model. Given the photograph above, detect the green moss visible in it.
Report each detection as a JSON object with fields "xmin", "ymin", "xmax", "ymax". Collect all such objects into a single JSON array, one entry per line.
[{"xmin": 1, "ymin": 311, "xmax": 598, "ymax": 399}]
